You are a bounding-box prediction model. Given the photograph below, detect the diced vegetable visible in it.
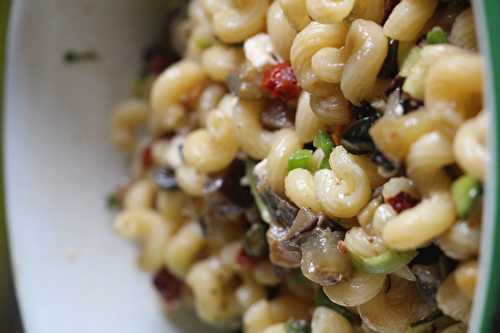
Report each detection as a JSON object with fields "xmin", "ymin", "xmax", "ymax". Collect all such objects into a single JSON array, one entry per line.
[
  {"xmin": 313, "ymin": 130, "xmax": 334, "ymax": 157},
  {"xmin": 243, "ymin": 223, "xmax": 269, "ymax": 257},
  {"xmin": 350, "ymin": 250, "xmax": 417, "ymax": 274},
  {"xmin": 285, "ymin": 320, "xmax": 310, "ymax": 333},
  {"xmin": 288, "ymin": 149, "xmax": 314, "ymax": 171},
  {"xmin": 262, "ymin": 62, "xmax": 301, "ymax": 101},
  {"xmin": 379, "ymin": 39, "xmax": 399, "ymax": 78},
  {"xmin": 451, "ymin": 175, "xmax": 482, "ymax": 219},
  {"xmin": 244, "ymin": 161, "xmax": 272, "ymax": 223},
  {"xmin": 314, "ymin": 288, "xmax": 361, "ymax": 324},
  {"xmin": 426, "ymin": 27, "xmax": 448, "ymax": 45},
  {"xmin": 341, "ymin": 117, "xmax": 377, "ymax": 154}
]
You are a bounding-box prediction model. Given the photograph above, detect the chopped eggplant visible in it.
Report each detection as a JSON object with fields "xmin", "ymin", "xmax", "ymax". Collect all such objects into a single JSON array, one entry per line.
[
  {"xmin": 152, "ymin": 167, "xmax": 179, "ymax": 191},
  {"xmin": 412, "ymin": 264, "xmax": 443, "ymax": 308},
  {"xmin": 243, "ymin": 223, "xmax": 269, "ymax": 257},
  {"xmin": 379, "ymin": 39, "xmax": 399, "ymax": 78},
  {"xmin": 260, "ymin": 187, "xmax": 299, "ymax": 227},
  {"xmin": 261, "ymin": 100, "xmax": 296, "ymax": 130},
  {"xmin": 267, "ymin": 225, "xmax": 301, "ymax": 268},
  {"xmin": 341, "ymin": 117, "xmax": 377, "ymax": 154},
  {"xmin": 244, "ymin": 160, "xmax": 272, "ymax": 224}
]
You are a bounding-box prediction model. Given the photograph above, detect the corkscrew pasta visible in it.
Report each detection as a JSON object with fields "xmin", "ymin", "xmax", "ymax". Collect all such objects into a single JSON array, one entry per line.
[{"xmin": 110, "ymin": 1, "xmax": 488, "ymax": 331}]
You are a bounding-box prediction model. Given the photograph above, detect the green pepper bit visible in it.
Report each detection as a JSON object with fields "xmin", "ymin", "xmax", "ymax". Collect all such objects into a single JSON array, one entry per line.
[
  {"xmin": 288, "ymin": 149, "xmax": 313, "ymax": 171},
  {"xmin": 426, "ymin": 26, "xmax": 448, "ymax": 45},
  {"xmin": 313, "ymin": 130, "xmax": 334, "ymax": 156},
  {"xmin": 451, "ymin": 175, "xmax": 482, "ymax": 219},
  {"xmin": 350, "ymin": 250, "xmax": 418, "ymax": 275}
]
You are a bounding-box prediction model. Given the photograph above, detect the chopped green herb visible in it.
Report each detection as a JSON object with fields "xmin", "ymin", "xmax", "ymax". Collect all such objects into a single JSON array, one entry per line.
[
  {"xmin": 350, "ymin": 250, "xmax": 417, "ymax": 275},
  {"xmin": 426, "ymin": 26, "xmax": 448, "ymax": 45},
  {"xmin": 106, "ymin": 192, "xmax": 121, "ymax": 209},
  {"xmin": 288, "ymin": 149, "xmax": 313, "ymax": 171},
  {"xmin": 243, "ymin": 223, "xmax": 269, "ymax": 257},
  {"xmin": 313, "ymin": 130, "xmax": 335, "ymax": 157},
  {"xmin": 244, "ymin": 161, "xmax": 272, "ymax": 223},
  {"xmin": 318, "ymin": 157, "xmax": 331, "ymax": 170},
  {"xmin": 285, "ymin": 320, "xmax": 310, "ymax": 333},
  {"xmin": 452, "ymin": 175, "xmax": 482, "ymax": 219},
  {"xmin": 314, "ymin": 288, "xmax": 361, "ymax": 324}
]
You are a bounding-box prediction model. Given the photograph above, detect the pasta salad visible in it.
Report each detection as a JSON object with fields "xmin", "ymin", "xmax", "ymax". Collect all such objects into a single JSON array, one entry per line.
[{"xmin": 110, "ymin": 0, "xmax": 487, "ymax": 332}]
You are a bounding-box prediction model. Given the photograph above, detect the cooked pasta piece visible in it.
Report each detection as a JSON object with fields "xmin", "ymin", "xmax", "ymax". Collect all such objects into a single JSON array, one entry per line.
[
  {"xmin": 150, "ymin": 61, "xmax": 207, "ymax": 134},
  {"xmin": 267, "ymin": 1, "xmax": 297, "ymax": 60},
  {"xmin": 291, "ymin": 22, "xmax": 348, "ymax": 96},
  {"xmin": 383, "ymin": 0, "xmax": 439, "ymax": 42},
  {"xmin": 312, "ymin": 306, "xmax": 353, "ymax": 333},
  {"xmin": 111, "ymin": 99, "xmax": 149, "ymax": 152},
  {"xmin": 183, "ymin": 95, "xmax": 239, "ymax": 172},
  {"xmin": 207, "ymin": 0, "xmax": 270, "ymax": 44},
  {"xmin": 449, "ymin": 8, "xmax": 477, "ymax": 51},
  {"xmin": 315, "ymin": 146, "xmax": 372, "ymax": 218},
  {"xmin": 114, "ymin": 209, "xmax": 172, "ymax": 272},
  {"xmin": 266, "ymin": 129, "xmax": 302, "ymax": 194},
  {"xmin": 175, "ymin": 165, "xmax": 208, "ymax": 197},
  {"xmin": 201, "ymin": 46, "xmax": 245, "ymax": 82},
  {"xmin": 196, "ymin": 83, "xmax": 227, "ymax": 127},
  {"xmin": 278, "ymin": 0, "xmax": 310, "ymax": 31},
  {"xmin": 453, "ymin": 112, "xmax": 488, "ymax": 180},
  {"xmin": 350, "ymin": 0, "xmax": 384, "ymax": 23},
  {"xmin": 165, "ymin": 222, "xmax": 206, "ymax": 278},
  {"xmin": 123, "ymin": 178, "xmax": 157, "ymax": 209},
  {"xmin": 285, "ymin": 168, "xmax": 321, "ymax": 212},
  {"xmin": 295, "ymin": 92, "xmax": 326, "ymax": 143},
  {"xmin": 235, "ymin": 278, "xmax": 267, "ymax": 310},
  {"xmin": 233, "ymin": 99, "xmax": 275, "ymax": 159},
  {"xmin": 306, "ymin": 0, "xmax": 355, "ymax": 24}
]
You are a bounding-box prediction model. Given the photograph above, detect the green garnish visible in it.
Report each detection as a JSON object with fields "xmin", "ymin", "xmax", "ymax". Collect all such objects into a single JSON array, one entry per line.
[
  {"xmin": 243, "ymin": 223, "xmax": 269, "ymax": 257},
  {"xmin": 285, "ymin": 320, "xmax": 310, "ymax": 333},
  {"xmin": 350, "ymin": 250, "xmax": 417, "ymax": 275},
  {"xmin": 313, "ymin": 130, "xmax": 334, "ymax": 157},
  {"xmin": 452, "ymin": 175, "xmax": 482, "ymax": 219},
  {"xmin": 314, "ymin": 288, "xmax": 361, "ymax": 324},
  {"xmin": 243, "ymin": 161, "xmax": 272, "ymax": 223},
  {"xmin": 318, "ymin": 157, "xmax": 331, "ymax": 170},
  {"xmin": 106, "ymin": 192, "xmax": 121, "ymax": 209},
  {"xmin": 426, "ymin": 27, "xmax": 448, "ymax": 45},
  {"xmin": 288, "ymin": 149, "xmax": 313, "ymax": 171}
]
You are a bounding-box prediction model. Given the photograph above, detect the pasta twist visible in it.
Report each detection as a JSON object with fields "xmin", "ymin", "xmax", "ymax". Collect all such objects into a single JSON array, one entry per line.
[
  {"xmin": 449, "ymin": 8, "xmax": 477, "ymax": 52},
  {"xmin": 201, "ymin": 46, "xmax": 245, "ymax": 82},
  {"xmin": 186, "ymin": 256, "xmax": 241, "ymax": 326},
  {"xmin": 315, "ymin": 146, "xmax": 372, "ymax": 218},
  {"xmin": 123, "ymin": 178, "xmax": 157, "ymax": 209},
  {"xmin": 311, "ymin": 307, "xmax": 353, "ymax": 333},
  {"xmin": 383, "ymin": 132, "xmax": 456, "ymax": 250},
  {"xmin": 339, "ymin": 19, "xmax": 388, "ymax": 104},
  {"xmin": 278, "ymin": 0, "xmax": 310, "ymax": 31},
  {"xmin": 425, "ymin": 53, "xmax": 483, "ymax": 131},
  {"xmin": 308, "ymin": 87, "xmax": 351, "ymax": 126},
  {"xmin": 349, "ymin": 0, "xmax": 384, "ymax": 23},
  {"xmin": 114, "ymin": 209, "xmax": 172, "ymax": 272},
  {"xmin": 285, "ymin": 168, "xmax": 321, "ymax": 212},
  {"xmin": 267, "ymin": 1, "xmax": 297, "ymax": 60},
  {"xmin": 165, "ymin": 221, "xmax": 206, "ymax": 278},
  {"xmin": 111, "ymin": 99, "xmax": 149, "ymax": 152},
  {"xmin": 453, "ymin": 112, "xmax": 488, "ymax": 181},
  {"xmin": 151, "ymin": 61, "xmax": 207, "ymax": 134},
  {"xmin": 196, "ymin": 83, "xmax": 227, "ymax": 127},
  {"xmin": 295, "ymin": 92, "xmax": 326, "ymax": 143},
  {"xmin": 266, "ymin": 129, "xmax": 302, "ymax": 194},
  {"xmin": 233, "ymin": 99, "xmax": 275, "ymax": 160},
  {"xmin": 306, "ymin": 0, "xmax": 355, "ymax": 24},
  {"xmin": 291, "ymin": 22, "xmax": 348, "ymax": 96},
  {"xmin": 175, "ymin": 165, "xmax": 208, "ymax": 197},
  {"xmin": 383, "ymin": 0, "xmax": 439, "ymax": 42},
  {"xmin": 183, "ymin": 95, "xmax": 239, "ymax": 173},
  {"xmin": 207, "ymin": 0, "xmax": 270, "ymax": 44}
]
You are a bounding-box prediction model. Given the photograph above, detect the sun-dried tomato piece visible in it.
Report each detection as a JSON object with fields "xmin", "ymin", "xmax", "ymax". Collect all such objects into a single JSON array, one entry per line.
[
  {"xmin": 141, "ymin": 144, "xmax": 154, "ymax": 169},
  {"xmin": 236, "ymin": 247, "xmax": 261, "ymax": 269},
  {"xmin": 153, "ymin": 267, "xmax": 183, "ymax": 303},
  {"xmin": 386, "ymin": 192, "xmax": 420, "ymax": 213},
  {"xmin": 262, "ymin": 63, "xmax": 301, "ymax": 101}
]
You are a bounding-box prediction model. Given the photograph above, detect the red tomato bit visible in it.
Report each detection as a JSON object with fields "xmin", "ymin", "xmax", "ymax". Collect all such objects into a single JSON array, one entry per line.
[
  {"xmin": 262, "ymin": 63, "xmax": 301, "ymax": 101},
  {"xmin": 153, "ymin": 267, "xmax": 184, "ymax": 303},
  {"xmin": 386, "ymin": 192, "xmax": 420, "ymax": 213}
]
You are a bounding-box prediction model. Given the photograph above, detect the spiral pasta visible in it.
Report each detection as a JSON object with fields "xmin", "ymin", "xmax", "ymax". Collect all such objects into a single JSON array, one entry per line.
[
  {"xmin": 450, "ymin": 8, "xmax": 477, "ymax": 52},
  {"xmin": 183, "ymin": 95, "xmax": 239, "ymax": 173},
  {"xmin": 306, "ymin": 0, "xmax": 355, "ymax": 24},
  {"xmin": 267, "ymin": 1, "xmax": 297, "ymax": 60},
  {"xmin": 208, "ymin": 0, "xmax": 270, "ymax": 44},
  {"xmin": 111, "ymin": 99, "xmax": 149, "ymax": 152},
  {"xmin": 202, "ymin": 46, "xmax": 245, "ymax": 82},
  {"xmin": 278, "ymin": 0, "xmax": 310, "ymax": 31},
  {"xmin": 294, "ymin": 92, "xmax": 326, "ymax": 143},
  {"xmin": 151, "ymin": 61, "xmax": 207, "ymax": 134},
  {"xmin": 453, "ymin": 112, "xmax": 488, "ymax": 180},
  {"xmin": 233, "ymin": 99, "xmax": 275, "ymax": 160},
  {"xmin": 383, "ymin": 0, "xmax": 439, "ymax": 42},
  {"xmin": 315, "ymin": 146, "xmax": 372, "ymax": 218},
  {"xmin": 291, "ymin": 21, "xmax": 348, "ymax": 96}
]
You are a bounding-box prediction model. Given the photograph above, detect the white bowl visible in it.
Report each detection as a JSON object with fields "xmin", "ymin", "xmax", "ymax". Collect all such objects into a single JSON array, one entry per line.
[{"xmin": 5, "ymin": 1, "xmax": 217, "ymax": 332}]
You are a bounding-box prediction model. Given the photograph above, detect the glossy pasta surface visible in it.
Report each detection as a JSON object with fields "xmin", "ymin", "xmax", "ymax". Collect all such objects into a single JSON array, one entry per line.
[{"xmin": 110, "ymin": 1, "xmax": 487, "ymax": 332}]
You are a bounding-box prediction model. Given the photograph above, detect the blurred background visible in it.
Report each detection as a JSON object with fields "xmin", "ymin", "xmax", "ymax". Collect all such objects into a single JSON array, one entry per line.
[{"xmin": 1, "ymin": 0, "xmax": 23, "ymax": 330}]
